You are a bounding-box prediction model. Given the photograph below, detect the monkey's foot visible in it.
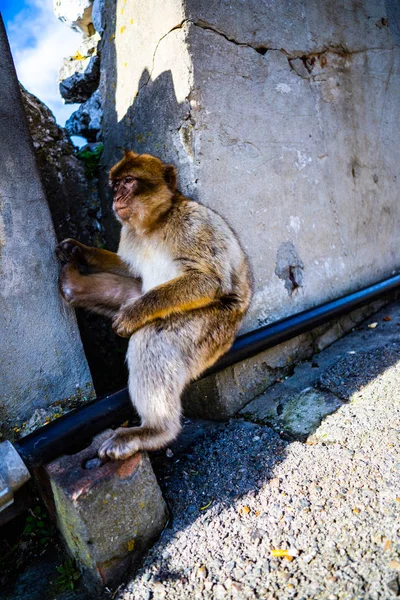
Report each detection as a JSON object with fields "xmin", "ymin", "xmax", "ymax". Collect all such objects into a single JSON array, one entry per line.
[
  {"xmin": 98, "ymin": 428, "xmax": 140, "ymax": 461},
  {"xmin": 55, "ymin": 238, "xmax": 85, "ymax": 265}
]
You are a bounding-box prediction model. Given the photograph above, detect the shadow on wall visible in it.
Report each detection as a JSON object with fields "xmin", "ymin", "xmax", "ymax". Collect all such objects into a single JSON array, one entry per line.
[
  {"xmin": 83, "ymin": 14, "xmax": 196, "ymax": 394},
  {"xmin": 99, "ymin": 67, "xmax": 194, "ymax": 249},
  {"xmin": 98, "ymin": 15, "xmax": 194, "ymax": 251}
]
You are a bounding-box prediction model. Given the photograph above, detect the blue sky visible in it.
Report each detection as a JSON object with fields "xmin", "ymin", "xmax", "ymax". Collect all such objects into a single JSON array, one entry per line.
[{"xmin": 2, "ymin": 0, "xmax": 81, "ymax": 127}]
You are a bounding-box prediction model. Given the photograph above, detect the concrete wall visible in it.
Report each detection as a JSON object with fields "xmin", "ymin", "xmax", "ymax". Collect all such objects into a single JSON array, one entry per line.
[
  {"xmin": 0, "ymin": 18, "xmax": 93, "ymax": 436},
  {"xmin": 100, "ymin": 0, "xmax": 400, "ymax": 329},
  {"xmin": 98, "ymin": 1, "xmax": 400, "ymax": 414}
]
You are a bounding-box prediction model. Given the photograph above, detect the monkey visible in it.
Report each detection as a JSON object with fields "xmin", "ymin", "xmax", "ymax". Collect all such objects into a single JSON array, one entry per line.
[{"xmin": 56, "ymin": 151, "xmax": 252, "ymax": 461}]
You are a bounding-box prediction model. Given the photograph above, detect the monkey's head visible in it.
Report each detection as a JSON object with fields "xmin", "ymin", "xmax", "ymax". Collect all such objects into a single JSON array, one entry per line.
[{"xmin": 109, "ymin": 151, "xmax": 177, "ymax": 230}]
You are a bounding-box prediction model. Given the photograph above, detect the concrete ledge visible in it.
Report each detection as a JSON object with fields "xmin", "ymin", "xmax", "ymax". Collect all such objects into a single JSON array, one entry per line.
[
  {"xmin": 239, "ymin": 301, "xmax": 400, "ymax": 439},
  {"xmin": 183, "ymin": 298, "xmax": 389, "ymax": 420}
]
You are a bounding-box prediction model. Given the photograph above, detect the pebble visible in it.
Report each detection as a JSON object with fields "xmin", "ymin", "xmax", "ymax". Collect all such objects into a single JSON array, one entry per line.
[
  {"xmin": 153, "ymin": 582, "xmax": 166, "ymax": 596},
  {"xmin": 213, "ymin": 584, "xmax": 226, "ymax": 599},
  {"xmin": 83, "ymin": 457, "xmax": 102, "ymax": 470},
  {"xmin": 197, "ymin": 565, "xmax": 207, "ymax": 579},
  {"xmin": 226, "ymin": 560, "xmax": 236, "ymax": 572}
]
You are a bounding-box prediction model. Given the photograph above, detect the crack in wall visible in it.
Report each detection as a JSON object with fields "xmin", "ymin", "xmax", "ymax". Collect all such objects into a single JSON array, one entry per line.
[
  {"xmin": 137, "ymin": 20, "xmax": 188, "ymax": 93},
  {"xmin": 137, "ymin": 18, "xmax": 395, "ymax": 94},
  {"xmin": 191, "ymin": 19, "xmax": 269, "ymax": 55},
  {"xmin": 137, "ymin": 17, "xmax": 268, "ymax": 98},
  {"xmin": 189, "ymin": 21, "xmax": 392, "ymax": 57}
]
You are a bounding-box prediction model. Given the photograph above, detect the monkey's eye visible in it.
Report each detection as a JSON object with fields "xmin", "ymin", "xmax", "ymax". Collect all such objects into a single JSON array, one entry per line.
[{"xmin": 124, "ymin": 176, "xmax": 135, "ymax": 183}]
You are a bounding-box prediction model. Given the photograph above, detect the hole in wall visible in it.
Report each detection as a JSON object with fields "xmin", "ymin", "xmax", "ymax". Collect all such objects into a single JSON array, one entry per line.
[{"xmin": 275, "ymin": 241, "xmax": 304, "ymax": 297}]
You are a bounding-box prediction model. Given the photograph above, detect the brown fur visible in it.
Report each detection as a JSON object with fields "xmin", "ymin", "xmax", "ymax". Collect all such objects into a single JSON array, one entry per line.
[
  {"xmin": 56, "ymin": 241, "xmax": 141, "ymax": 317},
  {"xmin": 56, "ymin": 151, "xmax": 252, "ymax": 460}
]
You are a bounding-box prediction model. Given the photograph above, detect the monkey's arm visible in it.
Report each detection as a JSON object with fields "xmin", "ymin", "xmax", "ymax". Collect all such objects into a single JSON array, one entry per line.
[
  {"xmin": 60, "ymin": 262, "xmax": 142, "ymax": 318},
  {"xmin": 112, "ymin": 272, "xmax": 220, "ymax": 337},
  {"xmin": 56, "ymin": 238, "xmax": 132, "ymax": 276}
]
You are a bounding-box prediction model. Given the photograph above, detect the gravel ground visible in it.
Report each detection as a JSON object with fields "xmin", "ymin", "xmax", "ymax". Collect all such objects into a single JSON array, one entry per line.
[{"xmin": 117, "ymin": 306, "xmax": 400, "ymax": 600}]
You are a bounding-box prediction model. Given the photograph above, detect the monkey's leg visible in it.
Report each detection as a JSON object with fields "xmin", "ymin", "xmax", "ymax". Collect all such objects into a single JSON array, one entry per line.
[
  {"xmin": 98, "ymin": 322, "xmax": 187, "ymax": 460},
  {"xmin": 60, "ymin": 262, "xmax": 142, "ymax": 318},
  {"xmin": 98, "ymin": 305, "xmax": 244, "ymax": 461}
]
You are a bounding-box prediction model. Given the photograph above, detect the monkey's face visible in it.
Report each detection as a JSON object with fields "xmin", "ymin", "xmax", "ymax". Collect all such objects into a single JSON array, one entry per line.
[
  {"xmin": 109, "ymin": 151, "xmax": 177, "ymax": 229},
  {"xmin": 112, "ymin": 176, "xmax": 140, "ymax": 221}
]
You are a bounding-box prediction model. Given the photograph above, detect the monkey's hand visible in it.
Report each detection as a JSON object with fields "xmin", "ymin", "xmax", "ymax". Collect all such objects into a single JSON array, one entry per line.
[
  {"xmin": 112, "ymin": 301, "xmax": 143, "ymax": 337},
  {"xmin": 56, "ymin": 238, "xmax": 86, "ymax": 265}
]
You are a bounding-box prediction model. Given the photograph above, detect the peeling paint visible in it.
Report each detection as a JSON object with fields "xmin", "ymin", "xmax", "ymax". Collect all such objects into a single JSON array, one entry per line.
[
  {"xmin": 294, "ymin": 151, "xmax": 312, "ymax": 171},
  {"xmin": 179, "ymin": 121, "xmax": 194, "ymax": 158}
]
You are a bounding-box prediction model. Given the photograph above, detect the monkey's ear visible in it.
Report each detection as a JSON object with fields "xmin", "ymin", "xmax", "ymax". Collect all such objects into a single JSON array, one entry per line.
[
  {"xmin": 124, "ymin": 149, "xmax": 139, "ymax": 160},
  {"xmin": 164, "ymin": 164, "xmax": 177, "ymax": 192}
]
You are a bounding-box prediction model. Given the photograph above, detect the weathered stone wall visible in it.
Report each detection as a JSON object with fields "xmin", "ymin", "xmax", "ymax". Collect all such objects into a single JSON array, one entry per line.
[
  {"xmin": 0, "ymin": 18, "xmax": 93, "ymax": 437},
  {"xmin": 20, "ymin": 86, "xmax": 129, "ymax": 396},
  {"xmin": 99, "ymin": 0, "xmax": 400, "ymax": 331},
  {"xmin": 20, "ymin": 86, "xmax": 102, "ymax": 248}
]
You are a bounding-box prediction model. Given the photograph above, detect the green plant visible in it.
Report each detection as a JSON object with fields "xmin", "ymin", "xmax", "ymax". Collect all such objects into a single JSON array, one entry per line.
[
  {"xmin": 76, "ymin": 143, "xmax": 103, "ymax": 178},
  {"xmin": 55, "ymin": 558, "xmax": 81, "ymax": 591},
  {"xmin": 23, "ymin": 505, "xmax": 54, "ymax": 546}
]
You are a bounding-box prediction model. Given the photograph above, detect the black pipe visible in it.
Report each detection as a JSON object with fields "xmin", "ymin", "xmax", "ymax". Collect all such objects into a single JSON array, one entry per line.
[
  {"xmin": 206, "ymin": 272, "xmax": 400, "ymax": 375},
  {"xmin": 16, "ymin": 389, "xmax": 132, "ymax": 470},
  {"xmin": 15, "ymin": 273, "xmax": 400, "ymax": 469}
]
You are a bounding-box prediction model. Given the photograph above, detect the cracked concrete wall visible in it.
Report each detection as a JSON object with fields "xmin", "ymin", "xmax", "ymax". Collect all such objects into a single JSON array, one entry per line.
[
  {"xmin": 100, "ymin": 0, "xmax": 400, "ymax": 327},
  {"xmin": 184, "ymin": 8, "xmax": 399, "ymax": 329},
  {"xmin": 99, "ymin": 1, "xmax": 400, "ymax": 412}
]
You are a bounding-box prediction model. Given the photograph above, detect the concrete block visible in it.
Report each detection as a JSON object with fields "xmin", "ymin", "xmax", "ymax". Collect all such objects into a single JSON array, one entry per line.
[
  {"xmin": 183, "ymin": 331, "xmax": 314, "ymax": 420},
  {"xmin": 44, "ymin": 431, "xmax": 168, "ymax": 590}
]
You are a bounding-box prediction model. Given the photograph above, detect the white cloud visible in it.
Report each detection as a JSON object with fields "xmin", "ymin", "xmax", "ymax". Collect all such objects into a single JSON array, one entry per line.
[{"xmin": 6, "ymin": 0, "xmax": 82, "ymax": 126}]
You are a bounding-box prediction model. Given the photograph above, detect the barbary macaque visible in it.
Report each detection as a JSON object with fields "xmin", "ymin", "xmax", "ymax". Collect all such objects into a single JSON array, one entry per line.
[{"xmin": 56, "ymin": 151, "xmax": 252, "ymax": 460}]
